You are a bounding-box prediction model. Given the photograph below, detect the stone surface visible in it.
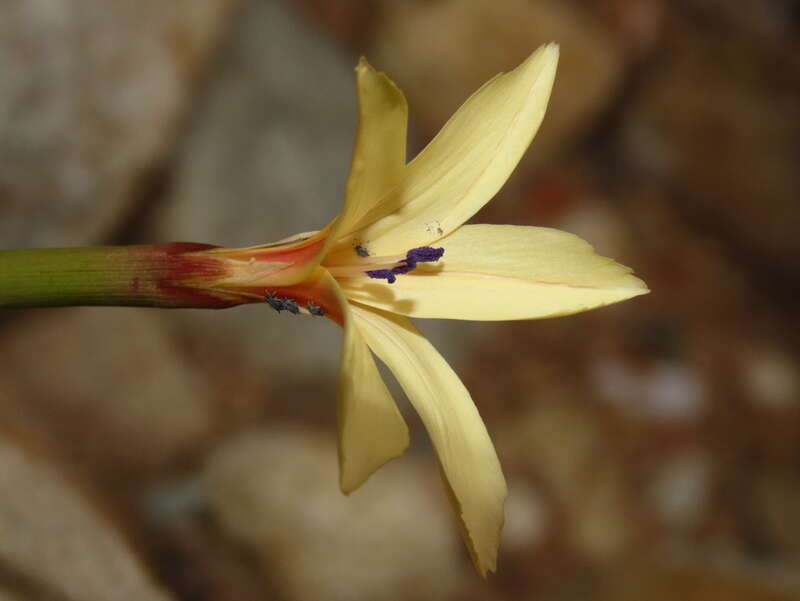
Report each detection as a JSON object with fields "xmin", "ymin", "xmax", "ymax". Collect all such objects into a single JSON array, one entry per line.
[
  {"xmin": 502, "ymin": 479, "xmax": 551, "ymax": 551},
  {"xmin": 603, "ymin": 561, "xmax": 800, "ymax": 601},
  {"xmin": 0, "ymin": 308, "xmax": 214, "ymax": 478},
  {"xmin": 742, "ymin": 345, "xmax": 798, "ymax": 411},
  {"xmin": 646, "ymin": 450, "xmax": 712, "ymax": 531},
  {"xmin": 0, "ymin": 590, "xmax": 26, "ymax": 601},
  {"xmin": 0, "ymin": 433, "xmax": 176, "ymax": 601},
  {"xmin": 501, "ymin": 397, "xmax": 633, "ymax": 558},
  {"xmin": 0, "ymin": 0, "xmax": 238, "ymax": 248},
  {"xmin": 591, "ymin": 358, "xmax": 707, "ymax": 421},
  {"xmin": 622, "ymin": 28, "xmax": 800, "ymax": 273},
  {"xmin": 151, "ymin": 0, "xmax": 352, "ymax": 248},
  {"xmin": 205, "ymin": 427, "xmax": 466, "ymax": 601}
]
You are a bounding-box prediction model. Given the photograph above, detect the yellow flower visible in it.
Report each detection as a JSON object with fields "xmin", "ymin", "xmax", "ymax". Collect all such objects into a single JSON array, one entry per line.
[{"xmin": 208, "ymin": 43, "xmax": 647, "ymax": 575}]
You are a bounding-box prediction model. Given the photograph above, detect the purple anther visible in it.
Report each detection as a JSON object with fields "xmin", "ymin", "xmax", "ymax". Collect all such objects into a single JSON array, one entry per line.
[
  {"xmin": 364, "ymin": 247, "xmax": 444, "ymax": 284},
  {"xmin": 391, "ymin": 262, "xmax": 416, "ymax": 276},
  {"xmin": 406, "ymin": 246, "xmax": 444, "ymax": 265},
  {"xmin": 366, "ymin": 269, "xmax": 397, "ymax": 284}
]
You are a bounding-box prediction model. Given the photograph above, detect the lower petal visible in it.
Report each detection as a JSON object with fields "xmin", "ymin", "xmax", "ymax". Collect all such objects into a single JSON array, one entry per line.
[
  {"xmin": 353, "ymin": 305, "xmax": 507, "ymax": 576},
  {"xmin": 323, "ymin": 271, "xmax": 410, "ymax": 493}
]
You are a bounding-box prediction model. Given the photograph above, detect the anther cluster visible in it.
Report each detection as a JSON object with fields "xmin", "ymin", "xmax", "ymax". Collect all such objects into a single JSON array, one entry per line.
[{"xmin": 366, "ymin": 246, "xmax": 444, "ymax": 284}]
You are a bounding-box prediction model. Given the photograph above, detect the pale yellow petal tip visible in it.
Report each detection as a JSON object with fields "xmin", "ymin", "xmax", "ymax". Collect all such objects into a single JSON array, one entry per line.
[
  {"xmin": 473, "ymin": 505, "xmax": 505, "ymax": 578},
  {"xmin": 440, "ymin": 474, "xmax": 505, "ymax": 578},
  {"xmin": 521, "ymin": 43, "xmax": 559, "ymax": 95},
  {"xmin": 597, "ymin": 252, "xmax": 649, "ymax": 294},
  {"xmin": 338, "ymin": 453, "xmax": 358, "ymax": 496},
  {"xmin": 465, "ymin": 528, "xmax": 501, "ymax": 579},
  {"xmin": 337, "ymin": 425, "xmax": 411, "ymax": 496},
  {"xmin": 356, "ymin": 56, "xmax": 386, "ymax": 79},
  {"xmin": 473, "ymin": 546, "xmax": 499, "ymax": 579},
  {"xmin": 528, "ymin": 41, "xmax": 560, "ymax": 68},
  {"xmin": 633, "ymin": 277, "xmax": 650, "ymax": 294},
  {"xmin": 609, "ymin": 274, "xmax": 650, "ymax": 304},
  {"xmin": 543, "ymin": 41, "xmax": 560, "ymax": 53},
  {"xmin": 499, "ymin": 43, "xmax": 559, "ymax": 84},
  {"xmin": 339, "ymin": 472, "xmax": 360, "ymax": 496},
  {"xmin": 354, "ymin": 56, "xmax": 407, "ymax": 105},
  {"xmin": 618, "ymin": 269, "xmax": 650, "ymax": 295},
  {"xmin": 355, "ymin": 56, "xmax": 371, "ymax": 71},
  {"xmin": 337, "ymin": 445, "xmax": 408, "ymax": 496}
]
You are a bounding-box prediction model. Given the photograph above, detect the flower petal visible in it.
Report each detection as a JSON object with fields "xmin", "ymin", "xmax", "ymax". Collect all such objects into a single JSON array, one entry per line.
[
  {"xmin": 322, "ymin": 269, "xmax": 410, "ymax": 493},
  {"xmin": 210, "ymin": 226, "xmax": 333, "ymax": 288},
  {"xmin": 348, "ymin": 43, "xmax": 559, "ymax": 256},
  {"xmin": 336, "ymin": 58, "xmax": 409, "ymax": 241},
  {"xmin": 341, "ymin": 224, "xmax": 649, "ymax": 320},
  {"xmin": 353, "ymin": 305, "xmax": 507, "ymax": 576}
]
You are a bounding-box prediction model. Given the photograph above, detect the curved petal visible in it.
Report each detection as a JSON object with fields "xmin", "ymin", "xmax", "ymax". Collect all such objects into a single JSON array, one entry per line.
[
  {"xmin": 353, "ymin": 305, "xmax": 507, "ymax": 576},
  {"xmin": 210, "ymin": 225, "xmax": 333, "ymax": 288},
  {"xmin": 319, "ymin": 270, "xmax": 410, "ymax": 493},
  {"xmin": 341, "ymin": 224, "xmax": 649, "ymax": 320},
  {"xmin": 347, "ymin": 43, "xmax": 559, "ymax": 256},
  {"xmin": 336, "ymin": 58, "xmax": 409, "ymax": 240}
]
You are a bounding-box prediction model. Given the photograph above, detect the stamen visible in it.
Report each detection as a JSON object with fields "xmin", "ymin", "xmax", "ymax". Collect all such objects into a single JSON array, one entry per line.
[
  {"xmin": 365, "ymin": 269, "xmax": 397, "ymax": 284},
  {"xmin": 406, "ymin": 246, "xmax": 445, "ymax": 264},
  {"xmin": 325, "ymin": 252, "xmax": 405, "ymax": 269},
  {"xmin": 390, "ymin": 262, "xmax": 415, "ymax": 276},
  {"xmin": 327, "ymin": 246, "xmax": 444, "ymax": 283},
  {"xmin": 365, "ymin": 246, "xmax": 444, "ymax": 284},
  {"xmin": 325, "ymin": 253, "xmax": 406, "ymax": 279}
]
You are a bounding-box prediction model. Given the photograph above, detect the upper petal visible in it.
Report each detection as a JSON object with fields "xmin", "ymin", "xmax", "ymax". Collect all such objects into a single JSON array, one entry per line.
[
  {"xmin": 340, "ymin": 224, "xmax": 649, "ymax": 320},
  {"xmin": 322, "ymin": 270, "xmax": 410, "ymax": 493},
  {"xmin": 353, "ymin": 305, "xmax": 507, "ymax": 576},
  {"xmin": 335, "ymin": 58, "xmax": 409, "ymax": 241},
  {"xmin": 345, "ymin": 43, "xmax": 559, "ymax": 256}
]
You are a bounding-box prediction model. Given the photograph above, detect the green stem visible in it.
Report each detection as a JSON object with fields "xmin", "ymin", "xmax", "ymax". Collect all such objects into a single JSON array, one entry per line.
[{"xmin": 0, "ymin": 243, "xmax": 239, "ymax": 309}]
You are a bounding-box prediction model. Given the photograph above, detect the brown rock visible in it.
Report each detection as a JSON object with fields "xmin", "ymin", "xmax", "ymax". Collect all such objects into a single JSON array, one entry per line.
[
  {"xmin": 623, "ymin": 29, "xmax": 800, "ymax": 273},
  {"xmin": 502, "ymin": 398, "xmax": 633, "ymax": 558},
  {"xmin": 604, "ymin": 560, "xmax": 800, "ymax": 601},
  {"xmin": 0, "ymin": 308, "xmax": 214, "ymax": 479},
  {"xmin": 645, "ymin": 449, "xmax": 712, "ymax": 532},
  {"xmin": 0, "ymin": 0, "xmax": 239, "ymax": 247},
  {"xmin": 753, "ymin": 468, "xmax": 800, "ymax": 560},
  {"xmin": 151, "ymin": 0, "xmax": 353, "ymax": 248},
  {"xmin": 0, "ymin": 589, "xmax": 28, "ymax": 601},
  {"xmin": 0, "ymin": 433, "xmax": 176, "ymax": 601}
]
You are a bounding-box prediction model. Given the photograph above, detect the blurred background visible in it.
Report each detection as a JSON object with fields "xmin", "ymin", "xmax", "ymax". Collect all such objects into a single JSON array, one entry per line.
[{"xmin": 1, "ymin": 0, "xmax": 799, "ymax": 599}]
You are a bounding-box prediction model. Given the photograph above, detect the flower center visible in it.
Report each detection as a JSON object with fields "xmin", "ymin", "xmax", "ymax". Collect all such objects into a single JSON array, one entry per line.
[{"xmin": 325, "ymin": 246, "xmax": 444, "ymax": 284}]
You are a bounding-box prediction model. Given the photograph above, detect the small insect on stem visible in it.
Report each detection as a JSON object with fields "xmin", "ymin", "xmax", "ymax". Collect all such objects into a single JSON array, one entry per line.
[
  {"xmin": 307, "ymin": 302, "xmax": 325, "ymax": 317},
  {"xmin": 354, "ymin": 243, "xmax": 370, "ymax": 258},
  {"xmin": 265, "ymin": 294, "xmax": 284, "ymax": 312}
]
